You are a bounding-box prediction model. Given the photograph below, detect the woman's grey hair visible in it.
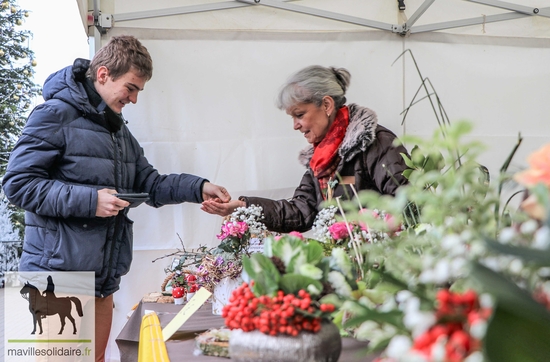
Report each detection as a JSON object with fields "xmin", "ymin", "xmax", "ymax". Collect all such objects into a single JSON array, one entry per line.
[{"xmin": 276, "ymin": 65, "xmax": 351, "ymax": 111}]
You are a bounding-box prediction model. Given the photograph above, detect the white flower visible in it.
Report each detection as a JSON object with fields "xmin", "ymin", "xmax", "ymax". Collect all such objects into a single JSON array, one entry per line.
[
  {"xmin": 450, "ymin": 257, "xmax": 467, "ymax": 277},
  {"xmin": 386, "ymin": 335, "xmax": 412, "ymax": 359},
  {"xmin": 479, "ymin": 293, "xmax": 494, "ymax": 309},
  {"xmin": 508, "ymin": 258, "xmax": 524, "ymax": 275},
  {"xmin": 533, "ymin": 226, "xmax": 550, "ymax": 250},
  {"xmin": 470, "ymin": 319, "xmax": 488, "ymax": 339},
  {"xmin": 431, "ymin": 336, "xmax": 447, "ymax": 362},
  {"xmin": 433, "ymin": 260, "xmax": 451, "ymax": 284},
  {"xmin": 396, "ymin": 290, "xmax": 414, "ymax": 303},
  {"xmin": 498, "ymin": 227, "xmax": 516, "ymax": 244},
  {"xmin": 538, "ymin": 267, "xmax": 550, "ymax": 278},
  {"xmin": 441, "ymin": 234, "xmax": 461, "ymax": 251},
  {"xmin": 520, "ymin": 219, "xmax": 539, "ymax": 235},
  {"xmin": 229, "ymin": 204, "xmax": 268, "ymax": 236},
  {"xmin": 418, "ymin": 269, "xmax": 435, "ymax": 284},
  {"xmin": 311, "ymin": 206, "xmax": 337, "ymax": 243},
  {"xmin": 464, "ymin": 351, "xmax": 484, "ymax": 362}
]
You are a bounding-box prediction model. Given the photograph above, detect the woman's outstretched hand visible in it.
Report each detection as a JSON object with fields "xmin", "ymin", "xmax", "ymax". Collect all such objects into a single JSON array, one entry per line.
[{"xmin": 201, "ymin": 199, "xmax": 246, "ymax": 216}]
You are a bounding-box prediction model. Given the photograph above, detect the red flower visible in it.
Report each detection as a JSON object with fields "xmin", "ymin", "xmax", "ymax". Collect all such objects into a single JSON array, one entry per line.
[{"xmin": 328, "ymin": 222, "xmax": 350, "ymax": 240}]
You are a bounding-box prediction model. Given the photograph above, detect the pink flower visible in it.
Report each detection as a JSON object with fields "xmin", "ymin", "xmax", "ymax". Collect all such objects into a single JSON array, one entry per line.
[
  {"xmin": 289, "ymin": 231, "xmax": 304, "ymax": 240},
  {"xmin": 514, "ymin": 144, "xmax": 550, "ymax": 188},
  {"xmin": 329, "ymin": 222, "xmax": 350, "ymax": 240},
  {"xmin": 217, "ymin": 221, "xmax": 248, "ymax": 240}
]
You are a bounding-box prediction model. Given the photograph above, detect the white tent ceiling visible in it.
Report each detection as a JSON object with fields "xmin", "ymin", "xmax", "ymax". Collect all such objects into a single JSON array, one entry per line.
[{"xmin": 79, "ymin": 0, "xmax": 550, "ymax": 38}]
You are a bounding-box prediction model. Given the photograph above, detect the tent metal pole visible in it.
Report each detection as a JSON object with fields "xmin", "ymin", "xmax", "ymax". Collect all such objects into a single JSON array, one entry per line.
[
  {"xmin": 114, "ymin": 2, "xmax": 255, "ymax": 22},
  {"xmin": 410, "ymin": 11, "xmax": 526, "ymax": 33},
  {"xmin": 466, "ymin": 0, "xmax": 542, "ymax": 16},
  {"xmin": 236, "ymin": 0, "xmax": 396, "ymax": 32},
  {"xmin": 404, "ymin": 0, "xmax": 436, "ymax": 30}
]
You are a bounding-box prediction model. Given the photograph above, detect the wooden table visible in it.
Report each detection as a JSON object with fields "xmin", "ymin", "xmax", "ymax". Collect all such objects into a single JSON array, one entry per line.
[{"xmin": 116, "ymin": 301, "xmax": 376, "ymax": 362}]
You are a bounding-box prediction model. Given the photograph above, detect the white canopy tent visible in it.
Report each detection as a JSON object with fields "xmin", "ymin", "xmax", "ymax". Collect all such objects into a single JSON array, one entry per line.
[{"xmin": 73, "ymin": 1, "xmax": 550, "ymax": 360}]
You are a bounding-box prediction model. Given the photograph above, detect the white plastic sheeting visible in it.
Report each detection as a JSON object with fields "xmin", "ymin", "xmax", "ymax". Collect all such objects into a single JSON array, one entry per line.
[{"xmin": 74, "ymin": 2, "xmax": 550, "ymax": 360}]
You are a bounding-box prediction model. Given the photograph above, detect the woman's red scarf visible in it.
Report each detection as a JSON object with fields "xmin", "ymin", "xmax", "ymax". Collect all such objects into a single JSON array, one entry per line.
[{"xmin": 309, "ymin": 106, "xmax": 349, "ymax": 200}]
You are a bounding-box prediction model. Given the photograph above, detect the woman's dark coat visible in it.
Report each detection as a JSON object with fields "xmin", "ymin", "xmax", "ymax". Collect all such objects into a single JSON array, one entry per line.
[{"xmin": 240, "ymin": 104, "xmax": 409, "ymax": 233}]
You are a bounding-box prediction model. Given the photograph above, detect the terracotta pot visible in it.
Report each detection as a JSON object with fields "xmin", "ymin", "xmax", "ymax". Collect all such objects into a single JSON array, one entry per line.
[{"xmin": 229, "ymin": 321, "xmax": 342, "ymax": 362}]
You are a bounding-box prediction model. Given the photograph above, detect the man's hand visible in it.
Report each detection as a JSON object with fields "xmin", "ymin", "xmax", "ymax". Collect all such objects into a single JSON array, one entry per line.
[
  {"xmin": 96, "ymin": 189, "xmax": 131, "ymax": 217},
  {"xmin": 202, "ymin": 182, "xmax": 231, "ymax": 203},
  {"xmin": 201, "ymin": 199, "xmax": 245, "ymax": 217}
]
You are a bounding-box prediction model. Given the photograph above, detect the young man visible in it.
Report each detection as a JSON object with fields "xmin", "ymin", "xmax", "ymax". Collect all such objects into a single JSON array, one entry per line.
[{"xmin": 2, "ymin": 35, "xmax": 230, "ymax": 361}]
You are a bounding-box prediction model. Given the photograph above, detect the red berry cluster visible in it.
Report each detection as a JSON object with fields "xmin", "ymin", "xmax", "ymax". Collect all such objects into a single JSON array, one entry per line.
[
  {"xmin": 413, "ymin": 289, "xmax": 492, "ymax": 362},
  {"xmin": 222, "ymin": 282, "xmax": 336, "ymax": 336}
]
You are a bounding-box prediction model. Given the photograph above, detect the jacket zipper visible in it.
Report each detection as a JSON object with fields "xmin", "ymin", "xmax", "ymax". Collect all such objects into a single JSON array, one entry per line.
[{"xmin": 102, "ymin": 132, "xmax": 121, "ymax": 296}]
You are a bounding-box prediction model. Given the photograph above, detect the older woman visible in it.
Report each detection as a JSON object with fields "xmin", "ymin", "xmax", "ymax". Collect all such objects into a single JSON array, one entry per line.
[{"xmin": 202, "ymin": 65, "xmax": 409, "ymax": 233}]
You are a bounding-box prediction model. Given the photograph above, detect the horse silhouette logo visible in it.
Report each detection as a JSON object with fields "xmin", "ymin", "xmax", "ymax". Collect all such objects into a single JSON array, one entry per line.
[{"xmin": 19, "ymin": 275, "xmax": 84, "ymax": 335}]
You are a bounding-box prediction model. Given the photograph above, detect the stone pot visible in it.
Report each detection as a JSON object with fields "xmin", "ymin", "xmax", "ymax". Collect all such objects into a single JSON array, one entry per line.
[
  {"xmin": 212, "ymin": 276, "xmax": 243, "ymax": 315},
  {"xmin": 229, "ymin": 321, "xmax": 342, "ymax": 362}
]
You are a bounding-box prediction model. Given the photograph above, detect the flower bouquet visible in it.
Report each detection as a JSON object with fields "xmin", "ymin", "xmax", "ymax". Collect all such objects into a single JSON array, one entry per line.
[
  {"xmin": 222, "ymin": 234, "xmax": 357, "ymax": 362},
  {"xmin": 198, "ymin": 205, "xmax": 271, "ymax": 314}
]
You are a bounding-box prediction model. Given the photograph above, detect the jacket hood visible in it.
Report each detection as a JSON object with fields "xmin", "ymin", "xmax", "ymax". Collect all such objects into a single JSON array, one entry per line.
[
  {"xmin": 298, "ymin": 103, "xmax": 378, "ymax": 167},
  {"xmin": 42, "ymin": 58, "xmax": 106, "ymax": 117}
]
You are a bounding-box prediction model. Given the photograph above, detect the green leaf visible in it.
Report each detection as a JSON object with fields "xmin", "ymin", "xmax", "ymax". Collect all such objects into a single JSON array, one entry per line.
[
  {"xmin": 286, "ymin": 246, "xmax": 307, "ymax": 273},
  {"xmin": 484, "ymin": 305, "xmax": 550, "ymax": 362},
  {"xmin": 305, "ymin": 239, "xmax": 324, "ymax": 264},
  {"xmin": 242, "ymin": 256, "xmax": 257, "ymax": 280},
  {"xmin": 471, "ymin": 263, "xmax": 550, "ymax": 324},
  {"xmin": 279, "ymin": 274, "xmax": 322, "ymax": 296},
  {"xmin": 319, "ymin": 293, "xmax": 344, "ymax": 308},
  {"xmin": 273, "ymin": 238, "xmax": 302, "ymax": 268},
  {"xmin": 254, "ymin": 272, "xmax": 281, "ymax": 297},
  {"xmin": 263, "ymin": 237, "xmax": 274, "ymax": 257},
  {"xmin": 483, "ymin": 239, "xmax": 550, "ymax": 267},
  {"xmin": 244, "ymin": 253, "xmax": 281, "ymax": 297},
  {"xmin": 401, "ymin": 152, "xmax": 415, "ymax": 169},
  {"xmin": 471, "ymin": 263, "xmax": 550, "ymax": 362},
  {"xmin": 342, "ymin": 301, "xmax": 405, "ymax": 328}
]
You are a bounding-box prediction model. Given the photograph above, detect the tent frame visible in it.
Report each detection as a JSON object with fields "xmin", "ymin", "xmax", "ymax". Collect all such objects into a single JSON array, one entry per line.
[{"xmin": 93, "ymin": 0, "xmax": 550, "ymax": 37}]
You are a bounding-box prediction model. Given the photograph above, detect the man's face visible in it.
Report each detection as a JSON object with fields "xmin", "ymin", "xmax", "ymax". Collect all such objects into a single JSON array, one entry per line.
[{"xmin": 95, "ymin": 66, "xmax": 147, "ymax": 114}]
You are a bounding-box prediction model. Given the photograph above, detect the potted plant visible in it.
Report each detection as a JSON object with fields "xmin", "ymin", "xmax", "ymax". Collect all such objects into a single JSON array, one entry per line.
[{"xmin": 222, "ymin": 233, "xmax": 357, "ymax": 362}]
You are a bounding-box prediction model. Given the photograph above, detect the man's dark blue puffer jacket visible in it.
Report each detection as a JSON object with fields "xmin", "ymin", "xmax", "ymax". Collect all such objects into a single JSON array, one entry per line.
[{"xmin": 2, "ymin": 58, "xmax": 206, "ymax": 297}]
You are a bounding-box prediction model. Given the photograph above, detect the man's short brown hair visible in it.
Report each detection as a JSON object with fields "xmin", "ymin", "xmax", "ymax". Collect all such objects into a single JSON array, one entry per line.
[{"xmin": 86, "ymin": 35, "xmax": 153, "ymax": 82}]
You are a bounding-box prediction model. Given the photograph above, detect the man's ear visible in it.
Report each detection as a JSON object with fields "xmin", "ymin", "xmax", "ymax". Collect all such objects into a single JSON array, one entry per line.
[{"xmin": 96, "ymin": 66, "xmax": 109, "ymax": 85}]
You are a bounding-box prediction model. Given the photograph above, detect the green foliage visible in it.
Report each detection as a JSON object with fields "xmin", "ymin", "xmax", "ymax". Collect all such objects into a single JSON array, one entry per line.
[
  {"xmin": 243, "ymin": 235, "xmax": 356, "ymax": 299},
  {"xmin": 1, "ymin": 0, "xmax": 41, "ymax": 239}
]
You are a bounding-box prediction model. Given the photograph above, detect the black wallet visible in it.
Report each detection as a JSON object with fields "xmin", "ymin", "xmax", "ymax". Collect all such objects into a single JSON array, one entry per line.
[{"xmin": 114, "ymin": 193, "xmax": 149, "ymax": 207}]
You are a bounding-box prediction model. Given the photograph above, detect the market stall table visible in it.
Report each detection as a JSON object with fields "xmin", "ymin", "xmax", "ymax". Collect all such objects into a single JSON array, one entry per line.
[{"xmin": 116, "ymin": 301, "xmax": 376, "ymax": 362}]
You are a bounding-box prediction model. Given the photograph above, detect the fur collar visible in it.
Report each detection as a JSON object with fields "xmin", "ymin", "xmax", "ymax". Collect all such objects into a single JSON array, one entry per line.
[{"xmin": 298, "ymin": 103, "xmax": 378, "ymax": 168}]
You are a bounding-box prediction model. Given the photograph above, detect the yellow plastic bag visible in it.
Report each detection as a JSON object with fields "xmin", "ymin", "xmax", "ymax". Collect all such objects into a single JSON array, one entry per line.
[{"xmin": 138, "ymin": 311, "xmax": 170, "ymax": 362}]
